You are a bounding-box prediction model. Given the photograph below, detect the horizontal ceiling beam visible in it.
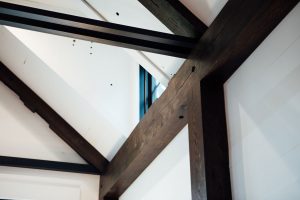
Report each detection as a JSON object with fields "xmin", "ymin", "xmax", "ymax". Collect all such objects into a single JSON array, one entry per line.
[
  {"xmin": 0, "ymin": 1, "xmax": 196, "ymax": 58},
  {"xmin": 0, "ymin": 156, "xmax": 100, "ymax": 175},
  {"xmin": 0, "ymin": 62, "xmax": 108, "ymax": 174},
  {"xmin": 138, "ymin": 0, "xmax": 207, "ymax": 37},
  {"xmin": 99, "ymin": 0, "xmax": 299, "ymax": 199}
]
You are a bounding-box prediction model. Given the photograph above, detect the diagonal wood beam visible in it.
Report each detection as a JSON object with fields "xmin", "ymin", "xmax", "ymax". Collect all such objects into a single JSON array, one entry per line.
[
  {"xmin": 99, "ymin": 0, "xmax": 299, "ymax": 199},
  {"xmin": 0, "ymin": 62, "xmax": 108, "ymax": 174},
  {"xmin": 0, "ymin": 155, "xmax": 100, "ymax": 175},
  {"xmin": 138, "ymin": 0, "xmax": 207, "ymax": 37}
]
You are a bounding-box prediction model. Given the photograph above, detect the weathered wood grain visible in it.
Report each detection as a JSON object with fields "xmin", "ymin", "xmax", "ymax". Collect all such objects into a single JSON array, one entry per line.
[{"xmin": 99, "ymin": 0, "xmax": 298, "ymax": 199}]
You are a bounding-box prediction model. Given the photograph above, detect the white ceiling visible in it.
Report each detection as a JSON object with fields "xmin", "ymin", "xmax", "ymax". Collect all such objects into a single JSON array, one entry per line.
[
  {"xmin": 0, "ymin": 79, "xmax": 85, "ymax": 163},
  {"xmin": 0, "ymin": 0, "xmax": 227, "ymax": 163},
  {"xmin": 0, "ymin": 25, "xmax": 136, "ymax": 161},
  {"xmin": 180, "ymin": 0, "xmax": 228, "ymax": 26},
  {"xmin": 0, "ymin": 0, "xmax": 228, "ymax": 85}
]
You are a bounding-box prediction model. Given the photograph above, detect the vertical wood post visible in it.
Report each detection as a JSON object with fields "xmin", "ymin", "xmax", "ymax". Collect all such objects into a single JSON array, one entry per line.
[{"xmin": 188, "ymin": 79, "xmax": 232, "ymax": 199}]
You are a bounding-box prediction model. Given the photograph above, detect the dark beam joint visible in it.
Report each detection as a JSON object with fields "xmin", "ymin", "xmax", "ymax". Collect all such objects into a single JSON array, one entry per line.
[
  {"xmin": 0, "ymin": 1, "xmax": 196, "ymax": 58},
  {"xmin": 0, "ymin": 62, "xmax": 108, "ymax": 174},
  {"xmin": 0, "ymin": 156, "xmax": 100, "ymax": 175}
]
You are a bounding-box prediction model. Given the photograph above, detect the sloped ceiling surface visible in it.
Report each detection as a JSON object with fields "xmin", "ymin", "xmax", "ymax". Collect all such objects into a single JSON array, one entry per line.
[
  {"xmin": 0, "ymin": 0, "xmax": 227, "ymax": 163},
  {"xmin": 0, "ymin": 79, "xmax": 85, "ymax": 164},
  {"xmin": 0, "ymin": 26, "xmax": 133, "ymax": 161}
]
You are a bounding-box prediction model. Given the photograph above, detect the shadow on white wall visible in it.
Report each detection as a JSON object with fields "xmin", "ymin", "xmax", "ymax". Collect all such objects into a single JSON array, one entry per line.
[{"xmin": 225, "ymin": 3, "xmax": 300, "ymax": 199}]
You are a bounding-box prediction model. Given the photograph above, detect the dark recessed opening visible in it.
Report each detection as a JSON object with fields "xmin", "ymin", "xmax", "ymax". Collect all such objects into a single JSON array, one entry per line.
[{"xmin": 192, "ymin": 66, "xmax": 196, "ymax": 72}]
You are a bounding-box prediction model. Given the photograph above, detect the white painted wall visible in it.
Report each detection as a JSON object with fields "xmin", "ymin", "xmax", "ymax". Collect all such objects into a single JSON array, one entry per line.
[
  {"xmin": 225, "ymin": 3, "xmax": 300, "ymax": 200},
  {"xmin": 0, "ymin": 24, "xmax": 101, "ymax": 200},
  {"xmin": 2, "ymin": 1, "xmax": 299, "ymax": 200},
  {"xmin": 0, "ymin": 25, "xmax": 103, "ymax": 200},
  {"xmin": 180, "ymin": 0, "xmax": 228, "ymax": 26},
  {"xmin": 2, "ymin": 0, "xmax": 229, "ymax": 86},
  {"xmin": 86, "ymin": 0, "xmax": 171, "ymax": 33},
  {"xmin": 0, "ymin": 0, "xmax": 182, "ymax": 86},
  {"xmin": 0, "ymin": 167, "xmax": 99, "ymax": 200},
  {"xmin": 0, "ymin": 0, "xmax": 99, "ymax": 18},
  {"xmin": 0, "ymin": 29, "xmax": 192, "ymax": 199},
  {"xmin": 0, "ymin": 79, "xmax": 85, "ymax": 163},
  {"xmin": 0, "ymin": 25, "xmax": 139, "ymax": 160},
  {"xmin": 5, "ymin": 26, "xmax": 140, "ymax": 138},
  {"xmin": 120, "ymin": 125, "xmax": 192, "ymax": 200}
]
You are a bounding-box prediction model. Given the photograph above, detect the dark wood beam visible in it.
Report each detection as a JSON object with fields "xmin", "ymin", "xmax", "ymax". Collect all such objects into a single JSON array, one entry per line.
[
  {"xmin": 99, "ymin": 0, "xmax": 298, "ymax": 199},
  {"xmin": 0, "ymin": 156, "xmax": 100, "ymax": 175},
  {"xmin": 0, "ymin": 62, "xmax": 108, "ymax": 174},
  {"xmin": 188, "ymin": 79, "xmax": 231, "ymax": 200},
  {"xmin": 0, "ymin": 1, "xmax": 196, "ymax": 58},
  {"xmin": 187, "ymin": 81, "xmax": 206, "ymax": 199},
  {"xmin": 138, "ymin": 0, "xmax": 207, "ymax": 37}
]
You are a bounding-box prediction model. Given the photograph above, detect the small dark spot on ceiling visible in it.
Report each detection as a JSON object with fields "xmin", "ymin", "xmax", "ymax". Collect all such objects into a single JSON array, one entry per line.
[
  {"xmin": 110, "ymin": 83, "xmax": 113, "ymax": 86},
  {"xmin": 116, "ymin": 12, "xmax": 120, "ymax": 16}
]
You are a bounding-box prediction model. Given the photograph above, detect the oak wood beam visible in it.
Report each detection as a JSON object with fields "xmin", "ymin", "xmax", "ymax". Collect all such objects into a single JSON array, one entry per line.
[
  {"xmin": 0, "ymin": 156, "xmax": 100, "ymax": 175},
  {"xmin": 0, "ymin": 1, "xmax": 196, "ymax": 58},
  {"xmin": 99, "ymin": 0, "xmax": 298, "ymax": 199},
  {"xmin": 138, "ymin": 0, "xmax": 207, "ymax": 37},
  {"xmin": 0, "ymin": 62, "xmax": 108, "ymax": 174}
]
